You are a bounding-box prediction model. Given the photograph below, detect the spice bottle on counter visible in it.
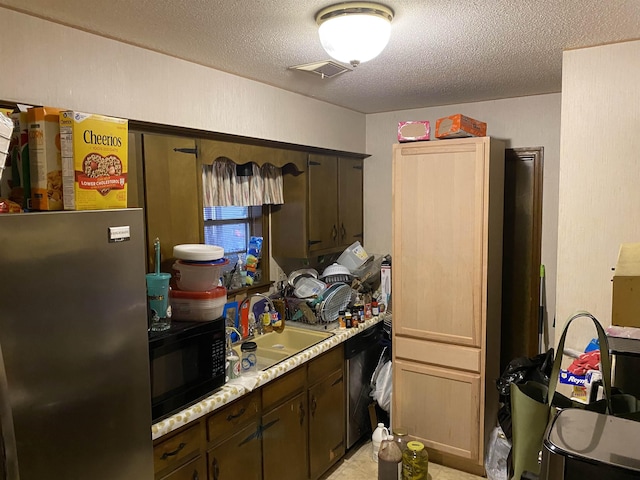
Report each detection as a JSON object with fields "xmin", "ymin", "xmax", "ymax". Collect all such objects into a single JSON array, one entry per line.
[
  {"xmin": 345, "ymin": 310, "xmax": 353, "ymax": 328},
  {"xmin": 378, "ymin": 435, "xmax": 403, "ymax": 480},
  {"xmin": 402, "ymin": 441, "xmax": 428, "ymax": 480},
  {"xmin": 372, "ymin": 301, "xmax": 380, "ymax": 316},
  {"xmin": 338, "ymin": 310, "xmax": 346, "ymax": 329}
]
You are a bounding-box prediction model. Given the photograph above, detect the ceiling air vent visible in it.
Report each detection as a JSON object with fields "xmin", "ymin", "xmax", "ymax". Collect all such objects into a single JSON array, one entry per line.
[{"xmin": 289, "ymin": 61, "xmax": 351, "ymax": 79}]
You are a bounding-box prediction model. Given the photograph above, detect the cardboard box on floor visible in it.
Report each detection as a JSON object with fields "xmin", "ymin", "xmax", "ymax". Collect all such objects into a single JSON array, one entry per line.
[{"xmin": 612, "ymin": 243, "xmax": 640, "ymax": 328}]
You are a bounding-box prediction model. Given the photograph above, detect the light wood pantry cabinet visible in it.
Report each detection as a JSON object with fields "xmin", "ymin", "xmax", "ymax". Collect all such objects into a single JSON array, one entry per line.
[
  {"xmin": 272, "ymin": 154, "xmax": 363, "ymax": 258},
  {"xmin": 391, "ymin": 137, "xmax": 505, "ymax": 476}
]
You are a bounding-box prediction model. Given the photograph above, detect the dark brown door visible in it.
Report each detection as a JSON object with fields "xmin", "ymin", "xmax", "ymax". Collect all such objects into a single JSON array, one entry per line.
[
  {"xmin": 207, "ymin": 422, "xmax": 261, "ymax": 480},
  {"xmin": 308, "ymin": 154, "xmax": 339, "ymax": 254},
  {"xmin": 308, "ymin": 369, "xmax": 345, "ymax": 480},
  {"xmin": 338, "ymin": 157, "xmax": 364, "ymax": 248},
  {"xmin": 262, "ymin": 392, "xmax": 308, "ymax": 480},
  {"xmin": 501, "ymin": 147, "xmax": 544, "ymax": 371}
]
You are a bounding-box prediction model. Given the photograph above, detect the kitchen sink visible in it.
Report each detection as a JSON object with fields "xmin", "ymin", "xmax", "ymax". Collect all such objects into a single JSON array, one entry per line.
[
  {"xmin": 242, "ymin": 326, "xmax": 334, "ymax": 370},
  {"xmin": 254, "ymin": 348, "xmax": 290, "ymax": 371},
  {"xmin": 252, "ymin": 326, "xmax": 333, "ymax": 356}
]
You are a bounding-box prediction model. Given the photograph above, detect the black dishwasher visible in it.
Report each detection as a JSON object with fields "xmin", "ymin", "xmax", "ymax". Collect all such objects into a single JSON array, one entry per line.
[{"xmin": 344, "ymin": 322, "xmax": 385, "ymax": 449}]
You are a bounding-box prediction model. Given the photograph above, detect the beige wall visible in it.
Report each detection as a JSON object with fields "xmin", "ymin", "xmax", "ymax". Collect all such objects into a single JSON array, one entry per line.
[
  {"xmin": 364, "ymin": 94, "xmax": 562, "ymax": 346},
  {"xmin": 556, "ymin": 39, "xmax": 640, "ymax": 350},
  {"xmin": 0, "ymin": 8, "xmax": 366, "ymax": 154}
]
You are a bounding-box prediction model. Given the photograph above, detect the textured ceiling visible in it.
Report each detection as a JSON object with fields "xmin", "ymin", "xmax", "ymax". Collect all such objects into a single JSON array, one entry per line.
[{"xmin": 2, "ymin": 0, "xmax": 639, "ymax": 113}]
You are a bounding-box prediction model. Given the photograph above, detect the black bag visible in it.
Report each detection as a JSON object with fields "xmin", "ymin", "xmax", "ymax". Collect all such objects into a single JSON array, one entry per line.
[{"xmin": 496, "ymin": 348, "xmax": 554, "ymax": 440}]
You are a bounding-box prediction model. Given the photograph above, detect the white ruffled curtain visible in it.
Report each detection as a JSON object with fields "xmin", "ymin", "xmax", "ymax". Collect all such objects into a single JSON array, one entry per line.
[{"xmin": 202, "ymin": 158, "xmax": 284, "ymax": 207}]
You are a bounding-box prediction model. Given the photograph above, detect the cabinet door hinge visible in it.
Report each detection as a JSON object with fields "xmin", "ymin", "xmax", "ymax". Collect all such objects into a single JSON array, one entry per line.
[{"xmin": 174, "ymin": 146, "xmax": 198, "ymax": 157}]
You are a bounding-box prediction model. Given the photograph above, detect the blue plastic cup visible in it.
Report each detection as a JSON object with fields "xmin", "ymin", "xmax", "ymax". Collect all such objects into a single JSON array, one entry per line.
[{"xmin": 146, "ymin": 273, "xmax": 172, "ymax": 331}]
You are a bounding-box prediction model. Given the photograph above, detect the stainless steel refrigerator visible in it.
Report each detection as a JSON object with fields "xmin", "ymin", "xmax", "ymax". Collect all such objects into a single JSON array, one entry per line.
[{"xmin": 0, "ymin": 209, "xmax": 154, "ymax": 479}]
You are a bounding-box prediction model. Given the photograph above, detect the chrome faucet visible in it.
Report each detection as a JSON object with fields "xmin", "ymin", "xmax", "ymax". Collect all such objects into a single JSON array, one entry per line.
[{"xmin": 239, "ymin": 293, "xmax": 277, "ymax": 337}]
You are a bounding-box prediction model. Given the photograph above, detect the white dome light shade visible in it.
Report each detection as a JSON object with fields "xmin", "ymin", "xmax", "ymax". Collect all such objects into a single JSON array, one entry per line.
[{"xmin": 316, "ymin": 3, "xmax": 393, "ymax": 67}]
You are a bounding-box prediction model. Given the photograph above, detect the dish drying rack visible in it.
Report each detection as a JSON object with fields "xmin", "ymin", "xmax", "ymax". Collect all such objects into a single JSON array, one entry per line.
[{"xmin": 285, "ymin": 283, "xmax": 353, "ymax": 331}]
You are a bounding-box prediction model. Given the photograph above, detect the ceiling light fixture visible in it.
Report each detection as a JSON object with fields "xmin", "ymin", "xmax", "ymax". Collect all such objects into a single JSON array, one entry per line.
[{"xmin": 315, "ymin": 2, "xmax": 394, "ymax": 67}]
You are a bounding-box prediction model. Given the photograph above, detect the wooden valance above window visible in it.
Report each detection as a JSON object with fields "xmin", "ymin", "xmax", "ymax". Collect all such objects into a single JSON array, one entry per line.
[{"xmin": 199, "ymin": 139, "xmax": 307, "ymax": 172}]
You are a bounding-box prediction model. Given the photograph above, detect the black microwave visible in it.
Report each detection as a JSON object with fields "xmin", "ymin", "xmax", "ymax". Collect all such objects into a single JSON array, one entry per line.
[{"xmin": 149, "ymin": 318, "xmax": 226, "ymax": 423}]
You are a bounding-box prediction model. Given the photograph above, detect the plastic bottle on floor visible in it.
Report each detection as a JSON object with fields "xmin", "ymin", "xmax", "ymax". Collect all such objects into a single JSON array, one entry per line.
[
  {"xmin": 378, "ymin": 435, "xmax": 403, "ymax": 480},
  {"xmin": 372, "ymin": 423, "xmax": 390, "ymax": 462}
]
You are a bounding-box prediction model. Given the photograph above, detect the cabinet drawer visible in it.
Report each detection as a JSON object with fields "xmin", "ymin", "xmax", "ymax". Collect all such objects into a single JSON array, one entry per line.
[
  {"xmin": 158, "ymin": 455, "xmax": 206, "ymax": 480},
  {"xmin": 262, "ymin": 365, "xmax": 306, "ymax": 411},
  {"xmin": 207, "ymin": 391, "xmax": 260, "ymax": 445},
  {"xmin": 308, "ymin": 345, "xmax": 343, "ymax": 385},
  {"xmin": 395, "ymin": 336, "xmax": 481, "ymax": 372},
  {"xmin": 154, "ymin": 423, "xmax": 203, "ymax": 476}
]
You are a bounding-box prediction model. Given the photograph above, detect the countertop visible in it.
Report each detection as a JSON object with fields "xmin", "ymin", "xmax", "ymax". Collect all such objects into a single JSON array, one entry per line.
[{"xmin": 151, "ymin": 315, "xmax": 386, "ymax": 440}]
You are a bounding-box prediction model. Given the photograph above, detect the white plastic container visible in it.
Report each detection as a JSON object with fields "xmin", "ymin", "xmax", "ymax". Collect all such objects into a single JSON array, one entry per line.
[
  {"xmin": 336, "ymin": 241, "xmax": 371, "ymax": 273},
  {"xmin": 169, "ymin": 286, "xmax": 227, "ymax": 321},
  {"xmin": 371, "ymin": 422, "xmax": 390, "ymax": 462},
  {"xmin": 173, "ymin": 258, "xmax": 229, "ymax": 291},
  {"xmin": 173, "ymin": 244, "xmax": 224, "ymax": 262}
]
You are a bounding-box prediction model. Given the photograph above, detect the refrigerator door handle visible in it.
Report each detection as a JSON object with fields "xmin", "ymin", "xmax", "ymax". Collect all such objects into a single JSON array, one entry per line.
[{"xmin": 0, "ymin": 343, "xmax": 20, "ymax": 479}]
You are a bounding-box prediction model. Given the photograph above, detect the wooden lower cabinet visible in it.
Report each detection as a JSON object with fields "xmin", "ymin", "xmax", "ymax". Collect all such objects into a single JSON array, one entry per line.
[
  {"xmin": 207, "ymin": 421, "xmax": 262, "ymax": 480},
  {"xmin": 154, "ymin": 345, "xmax": 346, "ymax": 480},
  {"xmin": 262, "ymin": 391, "xmax": 308, "ymax": 480},
  {"xmin": 160, "ymin": 456, "xmax": 207, "ymax": 480},
  {"xmin": 309, "ymin": 369, "xmax": 345, "ymax": 480},
  {"xmin": 394, "ymin": 359, "xmax": 481, "ymax": 461}
]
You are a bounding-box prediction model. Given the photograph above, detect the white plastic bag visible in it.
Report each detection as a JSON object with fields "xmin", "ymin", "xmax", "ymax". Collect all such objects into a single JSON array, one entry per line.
[
  {"xmin": 485, "ymin": 425, "xmax": 511, "ymax": 480},
  {"xmin": 371, "ymin": 359, "xmax": 392, "ymax": 412}
]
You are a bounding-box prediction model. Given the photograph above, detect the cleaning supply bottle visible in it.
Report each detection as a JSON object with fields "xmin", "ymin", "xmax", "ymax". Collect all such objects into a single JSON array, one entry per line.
[
  {"xmin": 261, "ymin": 304, "xmax": 273, "ymax": 333},
  {"xmin": 401, "ymin": 441, "xmax": 428, "ymax": 480},
  {"xmin": 225, "ymin": 327, "xmax": 241, "ymax": 382},
  {"xmin": 378, "ymin": 434, "xmax": 402, "ymax": 480},
  {"xmin": 372, "ymin": 422, "xmax": 390, "ymax": 462}
]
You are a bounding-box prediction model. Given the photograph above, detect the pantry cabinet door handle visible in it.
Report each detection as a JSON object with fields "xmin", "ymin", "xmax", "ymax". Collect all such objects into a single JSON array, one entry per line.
[
  {"xmin": 212, "ymin": 458, "xmax": 220, "ymax": 480},
  {"xmin": 160, "ymin": 442, "xmax": 186, "ymax": 460},
  {"xmin": 226, "ymin": 407, "xmax": 245, "ymax": 422}
]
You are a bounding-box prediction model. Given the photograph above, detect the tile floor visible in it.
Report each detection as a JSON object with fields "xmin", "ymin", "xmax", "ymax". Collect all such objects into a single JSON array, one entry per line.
[{"xmin": 319, "ymin": 439, "xmax": 485, "ymax": 480}]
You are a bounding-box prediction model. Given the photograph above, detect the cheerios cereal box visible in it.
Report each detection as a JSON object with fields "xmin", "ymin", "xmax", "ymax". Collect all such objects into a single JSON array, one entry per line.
[
  {"xmin": 28, "ymin": 106, "xmax": 64, "ymax": 210},
  {"xmin": 59, "ymin": 111, "xmax": 128, "ymax": 210}
]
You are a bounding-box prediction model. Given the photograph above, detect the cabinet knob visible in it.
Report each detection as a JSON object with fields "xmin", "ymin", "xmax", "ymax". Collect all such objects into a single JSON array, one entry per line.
[
  {"xmin": 340, "ymin": 223, "xmax": 346, "ymax": 240},
  {"xmin": 332, "ymin": 225, "xmax": 337, "ymax": 241}
]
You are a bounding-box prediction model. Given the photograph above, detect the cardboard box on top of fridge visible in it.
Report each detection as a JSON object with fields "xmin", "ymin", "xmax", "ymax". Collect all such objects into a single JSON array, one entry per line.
[
  {"xmin": 60, "ymin": 111, "xmax": 128, "ymax": 210},
  {"xmin": 9, "ymin": 111, "xmax": 31, "ymax": 210},
  {"xmin": 28, "ymin": 106, "xmax": 64, "ymax": 210},
  {"xmin": 397, "ymin": 120, "xmax": 430, "ymax": 142},
  {"xmin": 612, "ymin": 243, "xmax": 640, "ymax": 328},
  {"xmin": 435, "ymin": 114, "xmax": 487, "ymax": 139}
]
